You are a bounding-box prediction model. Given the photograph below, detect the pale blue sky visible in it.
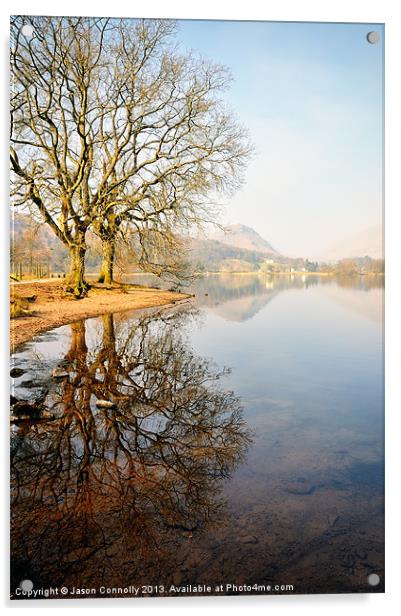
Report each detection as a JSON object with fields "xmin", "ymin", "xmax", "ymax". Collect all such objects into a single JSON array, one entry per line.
[{"xmin": 176, "ymin": 20, "xmax": 384, "ymax": 258}]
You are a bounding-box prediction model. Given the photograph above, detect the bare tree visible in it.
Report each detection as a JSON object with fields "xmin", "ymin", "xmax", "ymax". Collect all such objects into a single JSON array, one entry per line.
[
  {"xmin": 11, "ymin": 16, "xmax": 252, "ymax": 293},
  {"xmin": 89, "ymin": 23, "xmax": 254, "ymax": 283},
  {"xmin": 11, "ymin": 16, "xmax": 113, "ymax": 295}
]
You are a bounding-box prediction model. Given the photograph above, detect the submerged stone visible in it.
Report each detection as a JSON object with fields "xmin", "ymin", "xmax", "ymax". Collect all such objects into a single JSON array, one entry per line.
[
  {"xmin": 284, "ymin": 477, "xmax": 316, "ymax": 495},
  {"xmin": 10, "ymin": 414, "xmax": 30, "ymax": 422},
  {"xmin": 241, "ymin": 535, "xmax": 259, "ymax": 544},
  {"xmin": 12, "ymin": 401, "xmax": 41, "ymax": 417},
  {"xmin": 40, "ymin": 410, "xmax": 55, "ymax": 420},
  {"xmin": 10, "ymin": 367, "xmax": 25, "ymax": 378},
  {"xmin": 95, "ymin": 399, "xmax": 116, "ymax": 409},
  {"xmin": 52, "ymin": 367, "xmax": 69, "ymax": 378}
]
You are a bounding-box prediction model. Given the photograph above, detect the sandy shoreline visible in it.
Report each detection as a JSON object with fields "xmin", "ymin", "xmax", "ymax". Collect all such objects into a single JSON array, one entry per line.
[{"xmin": 10, "ymin": 280, "xmax": 192, "ymax": 352}]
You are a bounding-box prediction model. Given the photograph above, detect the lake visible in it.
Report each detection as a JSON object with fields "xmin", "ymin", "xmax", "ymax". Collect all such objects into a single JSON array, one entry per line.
[{"xmin": 10, "ymin": 273, "xmax": 384, "ymax": 597}]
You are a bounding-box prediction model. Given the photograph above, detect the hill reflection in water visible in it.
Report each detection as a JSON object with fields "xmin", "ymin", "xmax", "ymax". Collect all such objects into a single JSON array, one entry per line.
[{"xmin": 128, "ymin": 272, "xmax": 384, "ymax": 323}]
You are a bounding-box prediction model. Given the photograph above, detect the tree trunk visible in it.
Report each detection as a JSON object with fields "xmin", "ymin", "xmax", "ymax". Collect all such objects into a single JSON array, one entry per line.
[
  {"xmin": 98, "ymin": 238, "xmax": 115, "ymax": 286},
  {"xmin": 67, "ymin": 244, "xmax": 88, "ymax": 298},
  {"xmin": 66, "ymin": 321, "xmax": 88, "ymax": 363},
  {"xmin": 102, "ymin": 313, "xmax": 116, "ymax": 349},
  {"xmin": 101, "ymin": 314, "xmax": 119, "ymax": 368}
]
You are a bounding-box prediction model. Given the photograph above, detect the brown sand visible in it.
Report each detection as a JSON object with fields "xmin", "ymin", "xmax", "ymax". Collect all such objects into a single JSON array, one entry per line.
[{"xmin": 10, "ymin": 280, "xmax": 192, "ymax": 352}]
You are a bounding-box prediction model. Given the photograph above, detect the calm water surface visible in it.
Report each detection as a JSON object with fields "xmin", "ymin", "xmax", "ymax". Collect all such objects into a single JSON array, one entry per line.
[{"xmin": 10, "ymin": 274, "xmax": 384, "ymax": 596}]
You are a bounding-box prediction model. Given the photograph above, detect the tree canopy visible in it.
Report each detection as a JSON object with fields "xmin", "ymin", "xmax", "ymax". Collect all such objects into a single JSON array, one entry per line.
[{"xmin": 10, "ymin": 16, "xmax": 252, "ymax": 293}]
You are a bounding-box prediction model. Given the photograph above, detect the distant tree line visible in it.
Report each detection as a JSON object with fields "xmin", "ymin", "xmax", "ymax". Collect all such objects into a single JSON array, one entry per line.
[
  {"xmin": 321, "ymin": 257, "xmax": 384, "ymax": 275},
  {"xmin": 12, "ymin": 212, "xmax": 384, "ymax": 280}
]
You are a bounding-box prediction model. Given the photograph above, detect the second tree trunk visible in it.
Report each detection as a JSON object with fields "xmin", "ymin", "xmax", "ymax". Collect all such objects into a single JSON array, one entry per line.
[
  {"xmin": 98, "ymin": 238, "xmax": 115, "ymax": 285},
  {"xmin": 67, "ymin": 244, "xmax": 88, "ymax": 298}
]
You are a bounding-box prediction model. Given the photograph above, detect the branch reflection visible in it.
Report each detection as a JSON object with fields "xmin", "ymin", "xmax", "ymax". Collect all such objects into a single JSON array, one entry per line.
[{"xmin": 11, "ymin": 309, "xmax": 250, "ymax": 593}]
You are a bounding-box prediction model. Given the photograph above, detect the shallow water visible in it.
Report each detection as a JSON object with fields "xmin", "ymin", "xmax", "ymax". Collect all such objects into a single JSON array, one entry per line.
[{"xmin": 10, "ymin": 274, "xmax": 384, "ymax": 597}]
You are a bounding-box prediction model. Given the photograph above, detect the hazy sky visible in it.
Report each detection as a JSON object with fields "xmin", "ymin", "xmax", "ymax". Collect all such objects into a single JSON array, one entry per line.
[{"xmin": 177, "ymin": 20, "xmax": 384, "ymax": 258}]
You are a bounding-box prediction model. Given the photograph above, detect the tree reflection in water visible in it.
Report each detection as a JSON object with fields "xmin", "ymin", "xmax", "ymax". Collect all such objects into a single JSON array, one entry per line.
[{"xmin": 11, "ymin": 309, "xmax": 250, "ymax": 593}]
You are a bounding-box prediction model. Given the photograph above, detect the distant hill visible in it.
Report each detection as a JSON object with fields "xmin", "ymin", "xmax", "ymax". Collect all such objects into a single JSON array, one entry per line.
[
  {"xmin": 189, "ymin": 237, "xmax": 266, "ymax": 272},
  {"xmin": 210, "ymin": 224, "xmax": 279, "ymax": 256},
  {"xmin": 325, "ymin": 225, "xmax": 383, "ymax": 261}
]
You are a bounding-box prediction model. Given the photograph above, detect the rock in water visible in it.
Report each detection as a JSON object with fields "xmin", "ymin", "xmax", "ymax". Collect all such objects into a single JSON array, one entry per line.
[
  {"xmin": 95, "ymin": 399, "xmax": 116, "ymax": 409},
  {"xmin": 283, "ymin": 477, "xmax": 316, "ymax": 495},
  {"xmin": 10, "ymin": 414, "xmax": 30, "ymax": 423},
  {"xmin": 241, "ymin": 535, "xmax": 259, "ymax": 544},
  {"xmin": 12, "ymin": 401, "xmax": 41, "ymax": 417},
  {"xmin": 10, "ymin": 367, "xmax": 25, "ymax": 378},
  {"xmin": 52, "ymin": 367, "xmax": 69, "ymax": 378},
  {"xmin": 40, "ymin": 410, "xmax": 55, "ymax": 420}
]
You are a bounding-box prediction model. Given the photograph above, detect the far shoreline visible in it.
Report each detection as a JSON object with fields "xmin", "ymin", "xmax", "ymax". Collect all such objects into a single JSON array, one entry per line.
[
  {"xmin": 191, "ymin": 270, "xmax": 384, "ymax": 277},
  {"xmin": 10, "ymin": 280, "xmax": 192, "ymax": 353}
]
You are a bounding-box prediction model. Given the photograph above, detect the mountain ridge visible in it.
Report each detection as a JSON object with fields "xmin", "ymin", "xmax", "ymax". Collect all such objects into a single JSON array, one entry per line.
[
  {"xmin": 324, "ymin": 225, "xmax": 383, "ymax": 261},
  {"xmin": 210, "ymin": 224, "xmax": 279, "ymax": 256}
]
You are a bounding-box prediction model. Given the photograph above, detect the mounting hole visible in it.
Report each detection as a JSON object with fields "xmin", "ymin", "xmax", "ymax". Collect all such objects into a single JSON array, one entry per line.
[
  {"xmin": 367, "ymin": 573, "xmax": 380, "ymax": 586},
  {"xmin": 20, "ymin": 579, "xmax": 33, "ymax": 592},
  {"xmin": 21, "ymin": 24, "xmax": 34, "ymax": 38},
  {"xmin": 366, "ymin": 31, "xmax": 379, "ymax": 44}
]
